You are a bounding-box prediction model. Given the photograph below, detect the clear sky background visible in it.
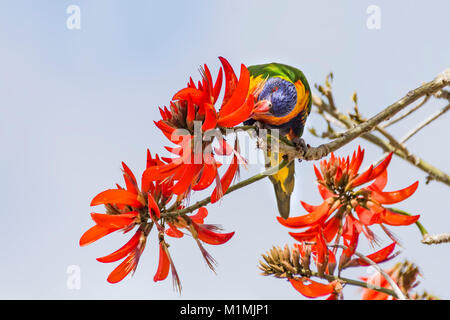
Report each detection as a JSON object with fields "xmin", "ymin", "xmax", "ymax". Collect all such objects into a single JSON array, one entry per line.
[{"xmin": 0, "ymin": 0, "xmax": 448, "ymax": 300}]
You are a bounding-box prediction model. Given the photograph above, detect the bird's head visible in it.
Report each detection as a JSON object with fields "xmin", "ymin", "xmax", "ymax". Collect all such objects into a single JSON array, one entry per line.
[{"xmin": 252, "ymin": 77, "xmax": 298, "ymax": 118}]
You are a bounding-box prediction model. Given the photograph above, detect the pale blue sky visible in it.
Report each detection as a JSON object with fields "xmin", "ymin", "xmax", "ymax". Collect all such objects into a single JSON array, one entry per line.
[{"xmin": 0, "ymin": 0, "xmax": 449, "ymax": 299}]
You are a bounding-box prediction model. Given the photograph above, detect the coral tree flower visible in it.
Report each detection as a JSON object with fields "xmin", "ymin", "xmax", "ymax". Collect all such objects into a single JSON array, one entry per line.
[
  {"xmin": 278, "ymin": 146, "xmax": 419, "ymax": 256},
  {"xmin": 81, "ymin": 149, "xmax": 235, "ymax": 289},
  {"xmin": 273, "ymin": 146, "xmax": 420, "ymax": 298},
  {"xmin": 80, "ymin": 152, "xmax": 169, "ymax": 283},
  {"xmin": 145, "ymin": 57, "xmax": 252, "ymax": 202}
]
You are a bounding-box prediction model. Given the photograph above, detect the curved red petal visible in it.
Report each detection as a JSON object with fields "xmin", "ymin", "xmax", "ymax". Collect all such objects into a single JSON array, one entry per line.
[
  {"xmin": 318, "ymin": 184, "xmax": 335, "ymax": 200},
  {"xmin": 192, "ymin": 162, "xmax": 217, "ymax": 191},
  {"xmin": 90, "ymin": 212, "xmax": 137, "ymax": 229},
  {"xmin": 166, "ymin": 224, "xmax": 184, "ymax": 238},
  {"xmin": 210, "ymin": 156, "xmax": 238, "ymax": 203},
  {"xmin": 202, "ymin": 104, "xmax": 218, "ymax": 131},
  {"xmin": 300, "ymin": 201, "xmax": 319, "ymax": 213},
  {"xmin": 213, "ymin": 67, "xmax": 223, "ymax": 103},
  {"xmin": 90, "ymin": 189, "xmax": 142, "ymax": 207},
  {"xmin": 195, "ymin": 224, "xmax": 235, "ymax": 245},
  {"xmin": 370, "ymin": 181, "xmax": 419, "ymax": 205},
  {"xmin": 355, "ymin": 205, "xmax": 382, "ymax": 225},
  {"xmin": 171, "ymin": 164, "xmax": 202, "ymax": 196},
  {"xmin": 368, "ymin": 153, "xmax": 393, "ymax": 181},
  {"xmin": 96, "ymin": 231, "xmax": 141, "ymax": 263},
  {"xmin": 79, "ymin": 225, "xmax": 116, "ymax": 246},
  {"xmin": 276, "ymin": 201, "xmax": 332, "ymax": 228},
  {"xmin": 381, "ymin": 209, "xmax": 420, "ymax": 226},
  {"xmin": 350, "ymin": 165, "xmax": 373, "ymax": 188},
  {"xmin": 190, "ymin": 207, "xmax": 208, "ymax": 224},
  {"xmin": 289, "ymin": 278, "xmax": 334, "ymax": 298},
  {"xmin": 217, "ymin": 95, "xmax": 254, "ymax": 128},
  {"xmin": 367, "ymin": 168, "xmax": 388, "ymax": 192},
  {"xmin": 218, "ymin": 57, "xmax": 238, "ymax": 107},
  {"xmin": 153, "ymin": 243, "xmax": 171, "ymax": 282},
  {"xmin": 106, "ymin": 253, "xmax": 137, "ymax": 284},
  {"xmin": 147, "ymin": 192, "xmax": 161, "ymax": 219},
  {"xmin": 356, "ymin": 242, "xmax": 396, "ymax": 266},
  {"xmin": 219, "ymin": 64, "xmax": 250, "ymax": 118}
]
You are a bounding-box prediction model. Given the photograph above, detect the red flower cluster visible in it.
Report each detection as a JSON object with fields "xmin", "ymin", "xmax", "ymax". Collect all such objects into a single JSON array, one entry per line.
[
  {"xmin": 277, "ymin": 146, "xmax": 420, "ymax": 298},
  {"xmin": 145, "ymin": 57, "xmax": 252, "ymax": 203},
  {"xmin": 80, "ymin": 150, "xmax": 235, "ymax": 289}
]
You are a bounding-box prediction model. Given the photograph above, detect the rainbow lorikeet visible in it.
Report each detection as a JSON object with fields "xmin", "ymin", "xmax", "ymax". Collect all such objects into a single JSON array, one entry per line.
[{"xmin": 244, "ymin": 63, "xmax": 312, "ymax": 219}]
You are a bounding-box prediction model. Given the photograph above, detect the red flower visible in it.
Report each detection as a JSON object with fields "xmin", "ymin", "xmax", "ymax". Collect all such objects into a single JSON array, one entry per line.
[
  {"xmin": 81, "ymin": 149, "xmax": 235, "ymax": 288},
  {"xmin": 80, "ymin": 155, "xmax": 164, "ymax": 283},
  {"xmin": 146, "ymin": 57, "xmax": 252, "ymax": 202},
  {"xmin": 278, "ymin": 146, "xmax": 419, "ymax": 253}
]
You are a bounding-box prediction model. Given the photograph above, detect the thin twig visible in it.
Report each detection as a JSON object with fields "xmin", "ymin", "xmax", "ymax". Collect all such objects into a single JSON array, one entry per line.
[
  {"xmin": 381, "ymin": 95, "xmax": 431, "ymax": 128},
  {"xmin": 400, "ymin": 103, "xmax": 450, "ymax": 144}
]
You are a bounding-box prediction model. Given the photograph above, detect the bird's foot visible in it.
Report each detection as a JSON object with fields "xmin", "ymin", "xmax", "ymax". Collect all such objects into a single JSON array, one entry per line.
[{"xmin": 290, "ymin": 137, "xmax": 309, "ymax": 162}]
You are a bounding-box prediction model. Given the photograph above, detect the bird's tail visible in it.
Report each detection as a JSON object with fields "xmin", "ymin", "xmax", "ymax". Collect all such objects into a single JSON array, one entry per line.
[{"xmin": 265, "ymin": 150, "xmax": 295, "ymax": 219}]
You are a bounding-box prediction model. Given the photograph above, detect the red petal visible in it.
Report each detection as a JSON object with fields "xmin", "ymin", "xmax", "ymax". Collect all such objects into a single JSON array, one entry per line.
[
  {"xmin": 90, "ymin": 212, "xmax": 137, "ymax": 229},
  {"xmin": 381, "ymin": 209, "xmax": 420, "ymax": 226},
  {"xmin": 349, "ymin": 146, "xmax": 364, "ymax": 176},
  {"xmin": 210, "ymin": 156, "xmax": 238, "ymax": 203},
  {"xmin": 367, "ymin": 168, "xmax": 388, "ymax": 191},
  {"xmin": 318, "ymin": 184, "xmax": 335, "ymax": 200},
  {"xmin": 91, "ymin": 189, "xmax": 142, "ymax": 207},
  {"xmin": 356, "ymin": 242, "xmax": 396, "ymax": 266},
  {"xmin": 350, "ymin": 165, "xmax": 373, "ymax": 188},
  {"xmin": 218, "ymin": 57, "xmax": 238, "ymax": 107},
  {"xmin": 288, "ymin": 230, "xmax": 318, "ymax": 242},
  {"xmin": 300, "ymin": 201, "xmax": 319, "ymax": 213},
  {"xmin": 106, "ymin": 252, "xmax": 137, "ymax": 283},
  {"xmin": 368, "ymin": 153, "xmax": 393, "ymax": 181},
  {"xmin": 192, "ymin": 162, "xmax": 218, "ymax": 191},
  {"xmin": 276, "ymin": 201, "xmax": 332, "ymax": 228},
  {"xmin": 219, "ymin": 64, "xmax": 250, "ymax": 118},
  {"xmin": 195, "ymin": 224, "xmax": 235, "ymax": 245},
  {"xmin": 370, "ymin": 181, "xmax": 419, "ymax": 204},
  {"xmin": 171, "ymin": 164, "xmax": 202, "ymax": 195},
  {"xmin": 79, "ymin": 225, "xmax": 116, "ymax": 246},
  {"xmin": 217, "ymin": 94, "xmax": 254, "ymax": 128},
  {"xmin": 212, "ymin": 68, "xmax": 223, "ymax": 103},
  {"xmin": 190, "ymin": 207, "xmax": 208, "ymax": 224},
  {"xmin": 172, "ymin": 87, "xmax": 204, "ymax": 106},
  {"xmin": 147, "ymin": 192, "xmax": 161, "ymax": 219},
  {"xmin": 313, "ymin": 164, "xmax": 324, "ymax": 181},
  {"xmin": 202, "ymin": 103, "xmax": 218, "ymax": 131},
  {"xmin": 289, "ymin": 278, "xmax": 334, "ymax": 298},
  {"xmin": 323, "ymin": 216, "xmax": 341, "ymax": 242},
  {"xmin": 97, "ymin": 230, "xmax": 141, "ymax": 263},
  {"xmin": 166, "ymin": 224, "xmax": 184, "ymax": 238},
  {"xmin": 153, "ymin": 243, "xmax": 171, "ymax": 282},
  {"xmin": 355, "ymin": 205, "xmax": 382, "ymax": 225}
]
